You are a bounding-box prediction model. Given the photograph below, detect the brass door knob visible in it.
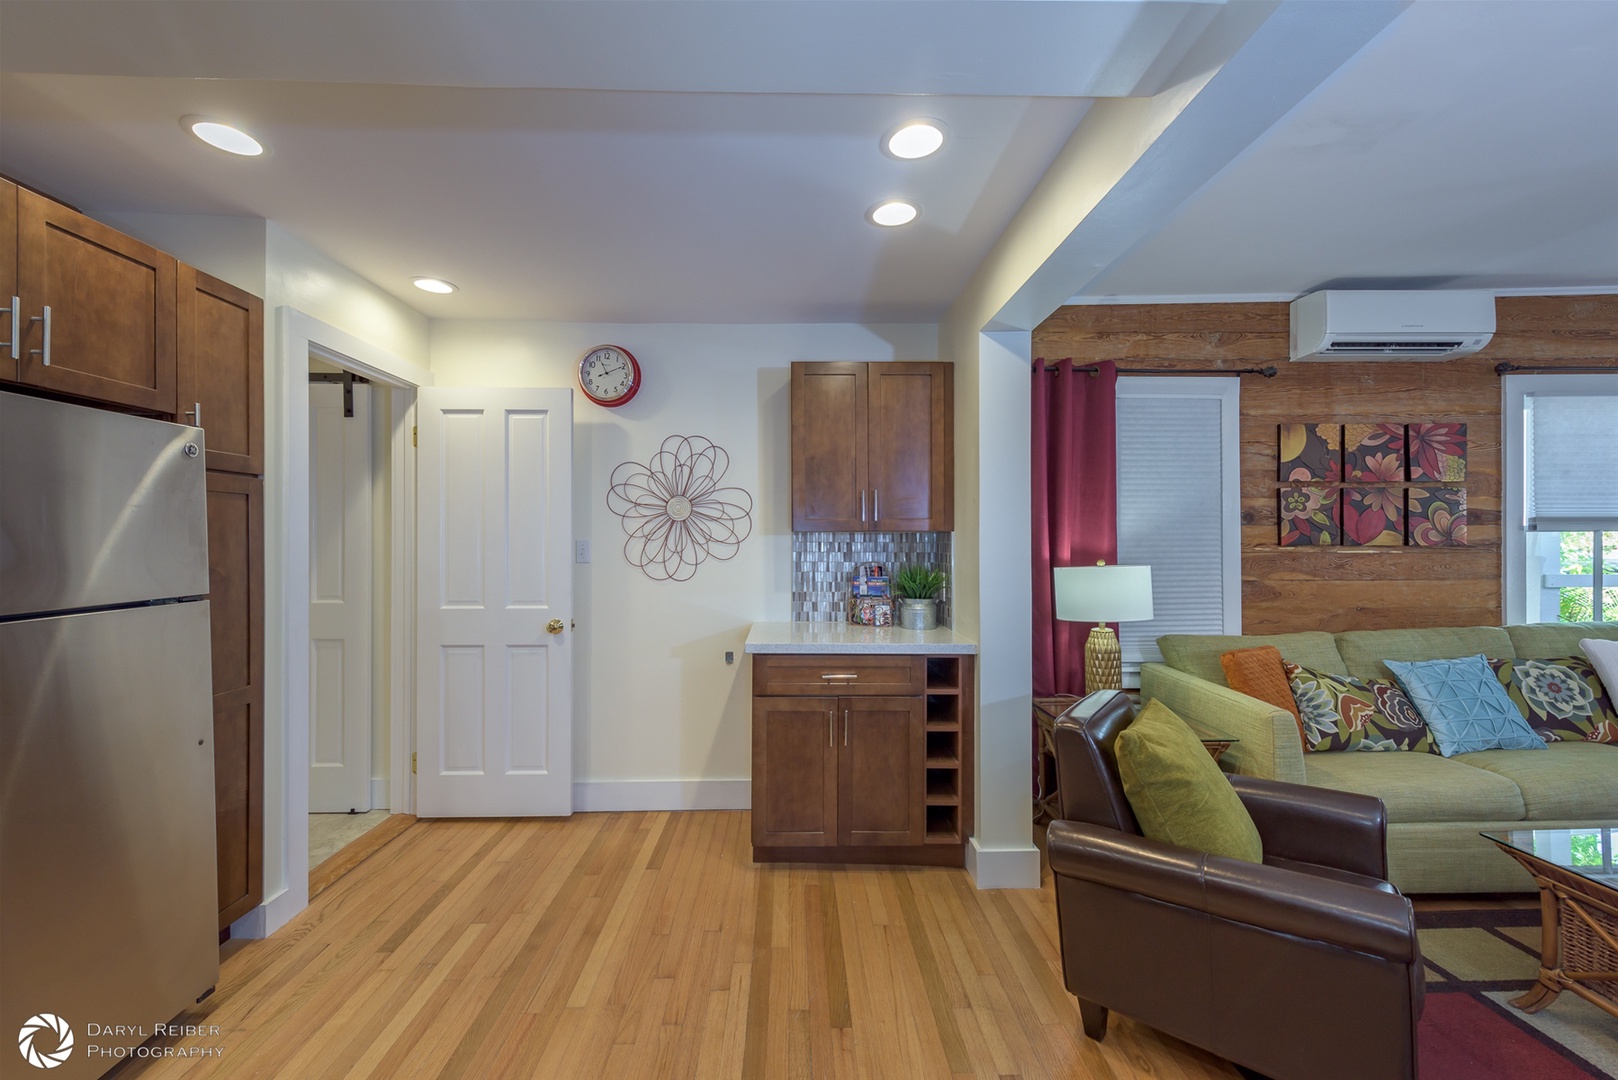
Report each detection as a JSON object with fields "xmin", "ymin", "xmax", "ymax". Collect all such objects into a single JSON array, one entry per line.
[{"xmin": 546, "ymin": 619, "xmax": 565, "ymax": 635}]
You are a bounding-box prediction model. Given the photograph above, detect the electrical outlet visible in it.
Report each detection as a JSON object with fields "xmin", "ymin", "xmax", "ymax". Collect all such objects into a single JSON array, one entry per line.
[
  {"xmin": 575, "ymin": 539, "xmax": 591, "ymax": 564},
  {"xmin": 725, "ymin": 651, "xmax": 735, "ymax": 664}
]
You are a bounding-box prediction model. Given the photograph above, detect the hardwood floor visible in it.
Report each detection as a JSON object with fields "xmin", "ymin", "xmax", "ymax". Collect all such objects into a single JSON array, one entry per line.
[{"xmin": 109, "ymin": 812, "xmax": 1239, "ymax": 1080}]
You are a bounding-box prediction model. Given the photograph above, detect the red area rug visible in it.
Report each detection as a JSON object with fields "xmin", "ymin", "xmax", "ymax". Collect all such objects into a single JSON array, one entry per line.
[{"xmin": 1416, "ymin": 906, "xmax": 1615, "ymax": 1080}]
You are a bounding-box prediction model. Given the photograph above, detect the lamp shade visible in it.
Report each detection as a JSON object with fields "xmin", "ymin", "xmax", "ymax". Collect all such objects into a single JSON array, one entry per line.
[{"xmin": 1053, "ymin": 565, "xmax": 1154, "ymax": 623}]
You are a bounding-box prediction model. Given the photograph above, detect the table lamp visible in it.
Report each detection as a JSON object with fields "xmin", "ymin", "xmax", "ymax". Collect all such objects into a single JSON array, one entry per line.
[{"xmin": 1053, "ymin": 563, "xmax": 1154, "ymax": 692}]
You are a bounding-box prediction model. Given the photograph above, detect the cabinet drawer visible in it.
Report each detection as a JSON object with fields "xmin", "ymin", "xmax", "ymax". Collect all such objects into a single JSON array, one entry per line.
[{"xmin": 753, "ymin": 654, "xmax": 923, "ymax": 697}]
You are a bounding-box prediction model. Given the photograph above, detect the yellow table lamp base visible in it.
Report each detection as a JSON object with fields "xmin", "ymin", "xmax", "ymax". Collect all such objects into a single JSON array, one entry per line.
[{"xmin": 1084, "ymin": 625, "xmax": 1122, "ymax": 693}]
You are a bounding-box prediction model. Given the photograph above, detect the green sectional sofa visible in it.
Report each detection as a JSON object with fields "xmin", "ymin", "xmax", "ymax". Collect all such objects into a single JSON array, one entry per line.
[{"xmin": 1140, "ymin": 623, "xmax": 1618, "ymax": 893}]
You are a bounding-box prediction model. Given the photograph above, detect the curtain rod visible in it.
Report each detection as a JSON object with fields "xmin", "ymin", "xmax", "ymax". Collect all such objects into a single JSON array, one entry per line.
[
  {"xmin": 1035, "ymin": 358, "xmax": 1278, "ymax": 378},
  {"xmin": 1494, "ymin": 362, "xmax": 1618, "ymax": 376}
]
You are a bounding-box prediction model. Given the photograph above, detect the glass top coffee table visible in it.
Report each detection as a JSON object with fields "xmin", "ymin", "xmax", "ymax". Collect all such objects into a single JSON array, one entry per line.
[{"xmin": 1482, "ymin": 826, "xmax": 1618, "ymax": 1019}]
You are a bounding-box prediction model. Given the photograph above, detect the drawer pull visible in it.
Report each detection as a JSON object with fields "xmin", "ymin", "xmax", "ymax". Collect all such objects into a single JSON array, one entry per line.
[
  {"xmin": 844, "ymin": 708, "xmax": 850, "ymax": 746},
  {"xmin": 820, "ymin": 673, "xmax": 858, "ymax": 681},
  {"xmin": 828, "ymin": 709, "xmax": 834, "ymax": 748}
]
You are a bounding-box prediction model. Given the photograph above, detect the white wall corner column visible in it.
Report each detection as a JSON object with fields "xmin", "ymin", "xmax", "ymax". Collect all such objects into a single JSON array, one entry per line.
[{"xmin": 969, "ymin": 330, "xmax": 1039, "ymax": 889}]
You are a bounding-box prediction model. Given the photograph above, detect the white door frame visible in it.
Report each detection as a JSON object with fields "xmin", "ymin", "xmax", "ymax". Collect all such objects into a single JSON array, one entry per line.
[{"xmin": 265, "ymin": 307, "xmax": 432, "ymax": 934}]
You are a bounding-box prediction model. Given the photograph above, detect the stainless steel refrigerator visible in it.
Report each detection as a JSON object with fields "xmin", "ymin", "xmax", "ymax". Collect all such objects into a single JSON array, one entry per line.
[{"xmin": 1, "ymin": 392, "xmax": 219, "ymax": 1079}]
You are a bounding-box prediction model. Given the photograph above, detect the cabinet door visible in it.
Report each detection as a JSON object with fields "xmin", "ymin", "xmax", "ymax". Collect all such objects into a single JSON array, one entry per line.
[
  {"xmin": 839, "ymin": 695, "xmax": 926, "ymax": 846},
  {"xmin": 178, "ymin": 265, "xmax": 264, "ymax": 474},
  {"xmin": 867, "ymin": 362, "xmax": 953, "ymax": 531},
  {"xmin": 752, "ymin": 695, "xmax": 840, "ymax": 846},
  {"xmin": 791, "ymin": 362, "xmax": 869, "ymax": 531},
  {"xmin": 15, "ymin": 188, "xmax": 177, "ymax": 413},
  {"xmin": 0, "ymin": 178, "xmax": 16, "ymax": 384},
  {"xmin": 207, "ymin": 471, "xmax": 265, "ymax": 929}
]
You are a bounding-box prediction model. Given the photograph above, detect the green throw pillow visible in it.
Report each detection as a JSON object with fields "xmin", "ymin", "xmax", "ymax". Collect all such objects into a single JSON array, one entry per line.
[{"xmin": 1115, "ymin": 699, "xmax": 1263, "ymax": 864}]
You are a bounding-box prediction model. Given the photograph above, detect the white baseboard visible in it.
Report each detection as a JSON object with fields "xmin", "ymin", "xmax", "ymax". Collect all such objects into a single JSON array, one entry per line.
[
  {"xmin": 231, "ymin": 880, "xmax": 308, "ymax": 941},
  {"xmin": 370, "ymin": 777, "xmax": 389, "ymax": 808},
  {"xmin": 966, "ymin": 838, "xmax": 1042, "ymax": 889},
  {"xmin": 572, "ymin": 779, "xmax": 751, "ymax": 813}
]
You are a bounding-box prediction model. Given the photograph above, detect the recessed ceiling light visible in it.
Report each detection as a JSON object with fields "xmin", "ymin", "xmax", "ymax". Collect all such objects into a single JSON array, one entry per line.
[
  {"xmin": 412, "ymin": 277, "xmax": 457, "ymax": 294},
  {"xmin": 183, "ymin": 116, "xmax": 265, "ymax": 157},
  {"xmin": 885, "ymin": 120, "xmax": 946, "ymax": 160},
  {"xmin": 868, "ymin": 200, "xmax": 919, "ymax": 228}
]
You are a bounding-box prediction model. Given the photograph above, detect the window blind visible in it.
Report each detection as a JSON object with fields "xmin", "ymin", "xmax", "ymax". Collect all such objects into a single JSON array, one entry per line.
[
  {"xmin": 1526, "ymin": 391, "xmax": 1618, "ymax": 530},
  {"xmin": 1115, "ymin": 380, "xmax": 1240, "ymax": 668}
]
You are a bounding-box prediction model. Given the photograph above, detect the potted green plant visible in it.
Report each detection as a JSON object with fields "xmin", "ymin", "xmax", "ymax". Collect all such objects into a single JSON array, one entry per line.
[{"xmin": 893, "ymin": 565, "xmax": 946, "ymax": 631}]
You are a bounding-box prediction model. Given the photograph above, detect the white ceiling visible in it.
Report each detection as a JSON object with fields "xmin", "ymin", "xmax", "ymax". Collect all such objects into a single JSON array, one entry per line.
[
  {"xmin": 1076, "ymin": 0, "xmax": 1618, "ymax": 301},
  {"xmin": 0, "ymin": 0, "xmax": 1236, "ymax": 324}
]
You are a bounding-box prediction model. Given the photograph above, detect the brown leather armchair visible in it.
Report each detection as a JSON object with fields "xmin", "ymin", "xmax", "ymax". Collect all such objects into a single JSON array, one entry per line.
[{"xmin": 1047, "ymin": 692, "xmax": 1423, "ymax": 1080}]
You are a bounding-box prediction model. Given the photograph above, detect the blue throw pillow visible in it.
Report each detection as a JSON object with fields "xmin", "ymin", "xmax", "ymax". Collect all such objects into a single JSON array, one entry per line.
[{"xmin": 1385, "ymin": 655, "xmax": 1546, "ymax": 757}]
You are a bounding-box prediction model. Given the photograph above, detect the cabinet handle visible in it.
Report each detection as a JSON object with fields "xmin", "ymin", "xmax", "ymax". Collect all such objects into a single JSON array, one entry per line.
[
  {"xmin": 873, "ymin": 488, "xmax": 879, "ymax": 522},
  {"xmin": 828, "ymin": 709, "xmax": 834, "ymax": 748},
  {"xmin": 0, "ymin": 296, "xmax": 17, "ymax": 360},
  {"xmin": 860, "ymin": 489, "xmax": 866, "ymax": 523},
  {"xmin": 184, "ymin": 402, "xmax": 202, "ymax": 428},
  {"xmin": 844, "ymin": 708, "xmax": 850, "ymax": 746},
  {"xmin": 28, "ymin": 305, "xmax": 51, "ymax": 366},
  {"xmin": 820, "ymin": 673, "xmax": 857, "ymax": 682}
]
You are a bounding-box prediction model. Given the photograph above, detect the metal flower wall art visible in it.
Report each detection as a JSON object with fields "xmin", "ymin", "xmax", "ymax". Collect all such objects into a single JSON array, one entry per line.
[{"xmin": 607, "ymin": 435, "xmax": 754, "ymax": 581}]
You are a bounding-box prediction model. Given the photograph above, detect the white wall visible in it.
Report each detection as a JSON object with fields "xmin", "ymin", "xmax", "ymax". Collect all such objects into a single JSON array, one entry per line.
[{"xmin": 430, "ymin": 321, "xmax": 936, "ymax": 806}]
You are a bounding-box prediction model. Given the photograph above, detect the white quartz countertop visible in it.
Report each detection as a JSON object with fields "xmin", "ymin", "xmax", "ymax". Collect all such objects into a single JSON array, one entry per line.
[{"xmin": 744, "ymin": 622, "xmax": 978, "ymax": 655}]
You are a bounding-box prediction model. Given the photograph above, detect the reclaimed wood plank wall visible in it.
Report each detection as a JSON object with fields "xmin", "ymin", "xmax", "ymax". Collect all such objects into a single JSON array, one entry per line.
[{"xmin": 1033, "ymin": 296, "xmax": 1618, "ymax": 634}]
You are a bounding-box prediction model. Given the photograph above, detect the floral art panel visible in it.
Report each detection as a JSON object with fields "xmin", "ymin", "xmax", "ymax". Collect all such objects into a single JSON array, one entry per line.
[
  {"xmin": 1344, "ymin": 423, "xmax": 1405, "ymax": 483},
  {"xmin": 1342, "ymin": 486, "xmax": 1405, "ymax": 547},
  {"xmin": 1407, "ymin": 422, "xmax": 1467, "ymax": 482},
  {"xmin": 1278, "ymin": 423, "xmax": 1341, "ymax": 482},
  {"xmin": 1408, "ymin": 487, "xmax": 1467, "ymax": 547},
  {"xmin": 1279, "ymin": 486, "xmax": 1341, "ymax": 547}
]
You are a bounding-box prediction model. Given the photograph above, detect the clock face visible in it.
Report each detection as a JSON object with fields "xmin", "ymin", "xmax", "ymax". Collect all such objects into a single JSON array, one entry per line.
[{"xmin": 578, "ymin": 345, "xmax": 642, "ymax": 408}]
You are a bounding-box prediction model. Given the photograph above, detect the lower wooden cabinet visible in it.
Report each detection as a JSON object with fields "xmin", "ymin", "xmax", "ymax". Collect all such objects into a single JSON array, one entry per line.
[
  {"xmin": 206, "ymin": 471, "xmax": 264, "ymax": 928},
  {"xmin": 751, "ymin": 652, "xmax": 973, "ymax": 865}
]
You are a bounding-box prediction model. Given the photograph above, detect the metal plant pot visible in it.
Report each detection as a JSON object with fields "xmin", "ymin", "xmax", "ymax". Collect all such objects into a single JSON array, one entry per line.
[{"xmin": 897, "ymin": 597, "xmax": 938, "ymax": 631}]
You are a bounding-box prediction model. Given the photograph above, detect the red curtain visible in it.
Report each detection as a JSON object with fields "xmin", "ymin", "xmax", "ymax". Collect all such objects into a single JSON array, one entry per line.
[{"xmin": 1031, "ymin": 359, "xmax": 1118, "ymax": 697}]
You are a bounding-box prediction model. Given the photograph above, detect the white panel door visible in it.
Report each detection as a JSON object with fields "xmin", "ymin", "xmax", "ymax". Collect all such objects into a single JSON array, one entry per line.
[
  {"xmin": 416, "ymin": 387, "xmax": 573, "ymax": 817},
  {"xmin": 309, "ymin": 381, "xmax": 373, "ymax": 812}
]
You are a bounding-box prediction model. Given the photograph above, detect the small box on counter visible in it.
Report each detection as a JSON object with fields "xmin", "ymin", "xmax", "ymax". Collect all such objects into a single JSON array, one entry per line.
[
  {"xmin": 847, "ymin": 596, "xmax": 893, "ymax": 627},
  {"xmin": 850, "ymin": 576, "xmax": 889, "ymax": 597},
  {"xmin": 856, "ymin": 563, "xmax": 886, "ymax": 579}
]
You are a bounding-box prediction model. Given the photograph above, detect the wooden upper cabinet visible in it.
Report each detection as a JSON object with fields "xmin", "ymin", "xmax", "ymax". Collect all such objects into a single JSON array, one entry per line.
[
  {"xmin": 867, "ymin": 363, "xmax": 952, "ymax": 531},
  {"xmin": 0, "ymin": 178, "xmax": 16, "ymax": 385},
  {"xmin": 790, "ymin": 361, "xmax": 952, "ymax": 532},
  {"xmin": 178, "ymin": 265, "xmax": 264, "ymax": 474},
  {"xmin": 14, "ymin": 188, "xmax": 178, "ymax": 413}
]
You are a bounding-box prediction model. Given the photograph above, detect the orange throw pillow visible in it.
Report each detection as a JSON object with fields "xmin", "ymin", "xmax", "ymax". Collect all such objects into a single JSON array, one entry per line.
[{"xmin": 1220, "ymin": 646, "xmax": 1304, "ymax": 739}]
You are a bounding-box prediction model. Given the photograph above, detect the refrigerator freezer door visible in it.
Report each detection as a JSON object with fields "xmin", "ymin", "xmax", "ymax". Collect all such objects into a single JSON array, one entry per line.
[
  {"xmin": 0, "ymin": 392, "xmax": 208, "ymax": 619},
  {"xmin": 0, "ymin": 601, "xmax": 219, "ymax": 1078}
]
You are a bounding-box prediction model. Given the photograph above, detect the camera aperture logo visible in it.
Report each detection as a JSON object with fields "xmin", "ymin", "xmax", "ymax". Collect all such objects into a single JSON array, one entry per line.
[{"xmin": 18, "ymin": 1014, "xmax": 73, "ymax": 1069}]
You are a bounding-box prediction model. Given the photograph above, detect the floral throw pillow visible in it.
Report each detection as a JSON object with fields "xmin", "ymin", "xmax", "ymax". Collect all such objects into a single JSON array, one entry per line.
[
  {"xmin": 1488, "ymin": 657, "xmax": 1618, "ymax": 744},
  {"xmin": 1283, "ymin": 662, "xmax": 1438, "ymax": 753}
]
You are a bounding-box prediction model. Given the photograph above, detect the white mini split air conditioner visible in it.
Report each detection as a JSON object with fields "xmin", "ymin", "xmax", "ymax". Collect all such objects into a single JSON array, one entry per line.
[{"xmin": 1289, "ymin": 290, "xmax": 1496, "ymax": 361}]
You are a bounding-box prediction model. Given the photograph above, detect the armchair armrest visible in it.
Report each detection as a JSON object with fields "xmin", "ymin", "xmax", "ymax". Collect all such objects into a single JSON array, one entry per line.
[
  {"xmin": 1231, "ymin": 774, "xmax": 1389, "ymax": 881},
  {"xmin": 1048, "ymin": 820, "xmax": 1417, "ymax": 964},
  {"xmin": 1139, "ymin": 662, "xmax": 1307, "ymax": 784}
]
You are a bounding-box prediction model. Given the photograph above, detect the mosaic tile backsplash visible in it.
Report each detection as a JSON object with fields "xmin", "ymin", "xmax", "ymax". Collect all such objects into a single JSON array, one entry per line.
[{"xmin": 792, "ymin": 531, "xmax": 952, "ymax": 624}]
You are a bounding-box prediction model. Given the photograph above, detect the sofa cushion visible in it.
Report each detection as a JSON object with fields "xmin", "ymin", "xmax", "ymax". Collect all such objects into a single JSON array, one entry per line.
[
  {"xmin": 1508, "ymin": 622, "xmax": 1618, "ymax": 660},
  {"xmin": 1115, "ymin": 699, "xmax": 1264, "ymax": 863},
  {"xmin": 1335, "ymin": 626, "xmax": 1515, "ymax": 682},
  {"xmin": 1302, "ymin": 751, "xmax": 1527, "ymax": 824},
  {"xmin": 1489, "ymin": 656, "xmax": 1618, "ymax": 744},
  {"xmin": 1386, "ymin": 656, "xmax": 1546, "ymax": 756},
  {"xmin": 1283, "ymin": 662, "xmax": 1436, "ymax": 754},
  {"xmin": 1221, "ymin": 646, "xmax": 1303, "ymax": 728},
  {"xmin": 1452, "ymin": 744, "xmax": 1618, "ymax": 820},
  {"xmin": 1159, "ymin": 632, "xmax": 1347, "ymax": 684}
]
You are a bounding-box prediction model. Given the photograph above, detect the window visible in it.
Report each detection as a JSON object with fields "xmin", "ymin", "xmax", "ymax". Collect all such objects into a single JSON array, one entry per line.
[
  {"xmin": 1504, "ymin": 374, "xmax": 1618, "ymax": 623},
  {"xmin": 1115, "ymin": 377, "xmax": 1242, "ymax": 680}
]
